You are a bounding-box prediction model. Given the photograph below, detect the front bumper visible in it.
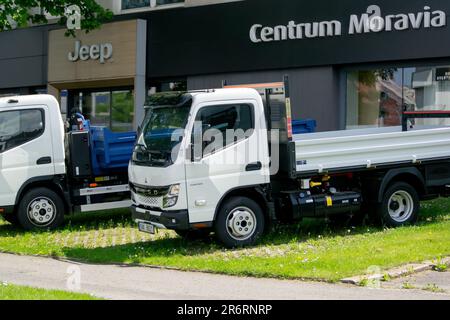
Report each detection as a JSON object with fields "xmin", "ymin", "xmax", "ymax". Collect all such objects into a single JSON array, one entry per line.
[{"xmin": 131, "ymin": 205, "xmax": 190, "ymax": 231}]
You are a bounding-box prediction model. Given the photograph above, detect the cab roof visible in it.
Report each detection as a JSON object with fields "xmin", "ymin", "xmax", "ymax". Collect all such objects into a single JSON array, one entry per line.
[
  {"xmin": 0, "ymin": 94, "xmax": 59, "ymax": 110},
  {"xmin": 190, "ymin": 88, "xmax": 262, "ymax": 104}
]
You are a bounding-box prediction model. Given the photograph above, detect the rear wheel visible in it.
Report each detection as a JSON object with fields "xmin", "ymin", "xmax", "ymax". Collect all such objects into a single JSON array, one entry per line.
[
  {"xmin": 215, "ymin": 196, "xmax": 265, "ymax": 248},
  {"xmin": 376, "ymin": 182, "xmax": 419, "ymax": 227},
  {"xmin": 17, "ymin": 188, "xmax": 65, "ymax": 231}
]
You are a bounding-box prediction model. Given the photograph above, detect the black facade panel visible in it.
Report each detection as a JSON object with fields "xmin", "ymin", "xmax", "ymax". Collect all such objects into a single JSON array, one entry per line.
[
  {"xmin": 0, "ymin": 56, "xmax": 46, "ymax": 89},
  {"xmin": 142, "ymin": 0, "xmax": 450, "ymax": 78},
  {"xmin": 0, "ymin": 25, "xmax": 50, "ymax": 89}
]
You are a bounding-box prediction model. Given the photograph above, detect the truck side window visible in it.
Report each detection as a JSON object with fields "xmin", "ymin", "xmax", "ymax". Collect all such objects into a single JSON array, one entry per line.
[
  {"xmin": 194, "ymin": 104, "xmax": 254, "ymax": 156},
  {"xmin": 0, "ymin": 109, "xmax": 44, "ymax": 153}
]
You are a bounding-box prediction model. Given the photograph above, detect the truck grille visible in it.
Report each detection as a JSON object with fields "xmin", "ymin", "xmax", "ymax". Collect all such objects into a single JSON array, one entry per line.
[{"xmin": 135, "ymin": 194, "xmax": 163, "ymax": 208}]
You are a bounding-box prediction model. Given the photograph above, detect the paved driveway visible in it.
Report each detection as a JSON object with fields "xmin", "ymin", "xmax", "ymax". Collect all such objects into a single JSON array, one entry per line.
[{"xmin": 0, "ymin": 253, "xmax": 448, "ymax": 300}]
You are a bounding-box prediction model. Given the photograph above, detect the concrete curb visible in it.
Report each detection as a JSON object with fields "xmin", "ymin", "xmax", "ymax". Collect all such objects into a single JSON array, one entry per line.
[{"xmin": 341, "ymin": 257, "xmax": 450, "ymax": 286}]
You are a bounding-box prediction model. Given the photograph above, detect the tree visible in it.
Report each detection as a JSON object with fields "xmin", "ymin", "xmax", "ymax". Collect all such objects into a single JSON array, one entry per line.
[{"xmin": 0, "ymin": 0, "xmax": 113, "ymax": 35}]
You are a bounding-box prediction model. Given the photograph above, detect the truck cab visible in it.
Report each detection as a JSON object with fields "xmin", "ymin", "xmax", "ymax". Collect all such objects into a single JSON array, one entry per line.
[
  {"xmin": 131, "ymin": 79, "xmax": 450, "ymax": 248},
  {"xmin": 129, "ymin": 89, "xmax": 272, "ymax": 247},
  {"xmin": 0, "ymin": 95, "xmax": 66, "ymax": 228}
]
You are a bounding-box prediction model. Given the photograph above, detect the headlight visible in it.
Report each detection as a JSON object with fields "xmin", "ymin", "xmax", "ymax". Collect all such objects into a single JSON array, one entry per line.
[
  {"xmin": 163, "ymin": 196, "xmax": 178, "ymax": 208},
  {"xmin": 168, "ymin": 184, "xmax": 181, "ymax": 196},
  {"xmin": 163, "ymin": 184, "xmax": 181, "ymax": 208}
]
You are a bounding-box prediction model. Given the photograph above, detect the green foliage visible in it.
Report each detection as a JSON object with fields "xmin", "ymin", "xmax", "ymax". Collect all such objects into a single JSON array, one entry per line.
[
  {"xmin": 402, "ymin": 282, "xmax": 416, "ymax": 290},
  {"xmin": 423, "ymin": 284, "xmax": 446, "ymax": 294},
  {"xmin": 382, "ymin": 273, "xmax": 391, "ymax": 282},
  {"xmin": 358, "ymin": 68, "xmax": 398, "ymax": 86},
  {"xmin": 0, "ymin": 0, "xmax": 113, "ymax": 36},
  {"xmin": 433, "ymin": 258, "xmax": 448, "ymax": 272}
]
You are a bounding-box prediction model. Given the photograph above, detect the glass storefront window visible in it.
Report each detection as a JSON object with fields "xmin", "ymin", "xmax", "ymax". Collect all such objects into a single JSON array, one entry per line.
[
  {"xmin": 84, "ymin": 92, "xmax": 111, "ymax": 128},
  {"xmin": 75, "ymin": 89, "xmax": 134, "ymax": 132},
  {"xmin": 147, "ymin": 80, "xmax": 187, "ymax": 95},
  {"xmin": 122, "ymin": 0, "xmax": 183, "ymax": 10},
  {"xmin": 346, "ymin": 65, "xmax": 450, "ymax": 129},
  {"xmin": 346, "ymin": 69, "xmax": 403, "ymax": 129},
  {"xmin": 112, "ymin": 90, "xmax": 134, "ymax": 132},
  {"xmin": 122, "ymin": 0, "xmax": 150, "ymax": 10},
  {"xmin": 404, "ymin": 66, "xmax": 450, "ymax": 127}
]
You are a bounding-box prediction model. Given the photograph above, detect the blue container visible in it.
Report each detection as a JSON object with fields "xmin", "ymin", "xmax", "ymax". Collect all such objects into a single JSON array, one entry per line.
[
  {"xmin": 292, "ymin": 119, "xmax": 317, "ymax": 134},
  {"xmin": 90, "ymin": 126, "xmax": 137, "ymax": 176}
]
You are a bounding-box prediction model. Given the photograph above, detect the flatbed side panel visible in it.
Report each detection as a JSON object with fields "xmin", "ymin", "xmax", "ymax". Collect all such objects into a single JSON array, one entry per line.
[
  {"xmin": 75, "ymin": 200, "xmax": 132, "ymax": 213},
  {"xmin": 294, "ymin": 126, "xmax": 450, "ymax": 174},
  {"xmin": 75, "ymin": 184, "xmax": 130, "ymax": 196}
]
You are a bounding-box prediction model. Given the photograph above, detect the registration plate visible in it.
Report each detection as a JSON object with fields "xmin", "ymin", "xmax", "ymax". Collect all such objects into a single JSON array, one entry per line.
[{"xmin": 138, "ymin": 222, "xmax": 156, "ymax": 234}]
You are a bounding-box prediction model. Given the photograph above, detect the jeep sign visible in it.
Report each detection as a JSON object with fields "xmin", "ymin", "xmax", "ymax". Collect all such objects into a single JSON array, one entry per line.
[{"xmin": 68, "ymin": 41, "xmax": 113, "ymax": 64}]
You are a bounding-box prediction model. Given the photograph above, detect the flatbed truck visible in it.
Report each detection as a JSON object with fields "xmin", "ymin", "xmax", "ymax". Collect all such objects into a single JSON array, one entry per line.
[
  {"xmin": 130, "ymin": 77, "xmax": 450, "ymax": 247},
  {"xmin": 0, "ymin": 95, "xmax": 133, "ymax": 230}
]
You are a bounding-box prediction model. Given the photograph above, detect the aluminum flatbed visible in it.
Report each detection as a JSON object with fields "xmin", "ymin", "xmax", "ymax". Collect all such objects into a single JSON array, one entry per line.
[{"xmin": 293, "ymin": 126, "xmax": 450, "ymax": 175}]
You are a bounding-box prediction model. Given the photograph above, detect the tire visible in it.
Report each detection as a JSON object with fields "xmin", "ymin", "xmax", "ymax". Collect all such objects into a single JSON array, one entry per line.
[
  {"xmin": 175, "ymin": 229, "xmax": 211, "ymax": 240},
  {"xmin": 215, "ymin": 196, "xmax": 265, "ymax": 248},
  {"xmin": 375, "ymin": 182, "xmax": 420, "ymax": 227},
  {"xmin": 17, "ymin": 188, "xmax": 65, "ymax": 231}
]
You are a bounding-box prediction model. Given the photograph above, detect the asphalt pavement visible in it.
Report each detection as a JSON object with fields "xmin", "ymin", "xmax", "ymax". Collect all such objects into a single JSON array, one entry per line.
[{"xmin": 0, "ymin": 253, "xmax": 448, "ymax": 300}]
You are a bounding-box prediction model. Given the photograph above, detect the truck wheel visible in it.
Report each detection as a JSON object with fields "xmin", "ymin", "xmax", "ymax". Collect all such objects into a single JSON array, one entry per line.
[
  {"xmin": 175, "ymin": 229, "xmax": 211, "ymax": 240},
  {"xmin": 17, "ymin": 188, "xmax": 65, "ymax": 231},
  {"xmin": 215, "ymin": 197, "xmax": 265, "ymax": 248},
  {"xmin": 377, "ymin": 182, "xmax": 419, "ymax": 227}
]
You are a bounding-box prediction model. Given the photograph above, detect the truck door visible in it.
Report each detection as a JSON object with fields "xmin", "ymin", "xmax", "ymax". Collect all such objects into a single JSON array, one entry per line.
[
  {"xmin": 184, "ymin": 100, "xmax": 269, "ymax": 224},
  {"xmin": 0, "ymin": 106, "xmax": 54, "ymax": 207}
]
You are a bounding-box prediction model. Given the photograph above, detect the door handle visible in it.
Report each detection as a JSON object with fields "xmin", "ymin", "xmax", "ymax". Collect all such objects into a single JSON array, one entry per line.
[
  {"xmin": 245, "ymin": 162, "xmax": 262, "ymax": 172},
  {"xmin": 37, "ymin": 157, "xmax": 52, "ymax": 165}
]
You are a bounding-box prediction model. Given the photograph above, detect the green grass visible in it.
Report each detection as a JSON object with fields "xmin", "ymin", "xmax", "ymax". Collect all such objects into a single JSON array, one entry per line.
[
  {"xmin": 402, "ymin": 282, "xmax": 417, "ymax": 290},
  {"xmin": 422, "ymin": 283, "xmax": 447, "ymax": 294},
  {"xmin": 0, "ymin": 283, "xmax": 100, "ymax": 300},
  {"xmin": 1, "ymin": 200, "xmax": 450, "ymax": 282}
]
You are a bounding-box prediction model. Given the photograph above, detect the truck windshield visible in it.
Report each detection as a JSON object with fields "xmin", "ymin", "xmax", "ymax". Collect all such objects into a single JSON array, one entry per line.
[{"xmin": 133, "ymin": 93, "xmax": 192, "ymax": 167}]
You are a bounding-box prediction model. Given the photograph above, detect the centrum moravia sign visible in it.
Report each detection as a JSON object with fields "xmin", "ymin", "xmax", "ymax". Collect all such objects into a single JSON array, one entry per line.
[{"xmin": 250, "ymin": 5, "xmax": 447, "ymax": 43}]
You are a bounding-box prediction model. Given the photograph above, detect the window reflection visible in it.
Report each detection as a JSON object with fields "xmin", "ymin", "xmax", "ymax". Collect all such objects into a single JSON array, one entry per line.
[
  {"xmin": 346, "ymin": 65, "xmax": 450, "ymax": 129},
  {"xmin": 122, "ymin": 0, "xmax": 184, "ymax": 10},
  {"xmin": 346, "ymin": 69, "xmax": 403, "ymax": 129},
  {"xmin": 77, "ymin": 89, "xmax": 134, "ymax": 132},
  {"xmin": 405, "ymin": 67, "xmax": 450, "ymax": 127}
]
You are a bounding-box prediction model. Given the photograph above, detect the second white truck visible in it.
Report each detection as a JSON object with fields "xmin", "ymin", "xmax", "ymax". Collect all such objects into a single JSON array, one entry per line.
[
  {"xmin": 0, "ymin": 95, "xmax": 133, "ymax": 230},
  {"xmin": 130, "ymin": 78, "xmax": 450, "ymax": 247}
]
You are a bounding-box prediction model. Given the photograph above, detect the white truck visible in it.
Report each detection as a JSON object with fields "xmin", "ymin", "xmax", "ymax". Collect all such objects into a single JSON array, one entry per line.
[
  {"xmin": 0, "ymin": 95, "xmax": 132, "ymax": 230},
  {"xmin": 130, "ymin": 78, "xmax": 450, "ymax": 247}
]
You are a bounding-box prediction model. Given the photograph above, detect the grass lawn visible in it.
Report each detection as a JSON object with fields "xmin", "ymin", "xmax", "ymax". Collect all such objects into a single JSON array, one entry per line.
[
  {"xmin": 0, "ymin": 199, "xmax": 449, "ymax": 282},
  {"xmin": 0, "ymin": 283, "xmax": 100, "ymax": 300}
]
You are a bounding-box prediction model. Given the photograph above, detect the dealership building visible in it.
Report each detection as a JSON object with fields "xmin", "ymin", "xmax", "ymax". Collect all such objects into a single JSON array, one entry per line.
[{"xmin": 1, "ymin": 0, "xmax": 450, "ymax": 132}]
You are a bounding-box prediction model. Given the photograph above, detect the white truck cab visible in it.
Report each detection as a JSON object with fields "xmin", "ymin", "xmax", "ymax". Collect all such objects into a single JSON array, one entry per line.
[
  {"xmin": 0, "ymin": 95, "xmax": 66, "ymax": 228},
  {"xmin": 129, "ymin": 89, "xmax": 271, "ymax": 246}
]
